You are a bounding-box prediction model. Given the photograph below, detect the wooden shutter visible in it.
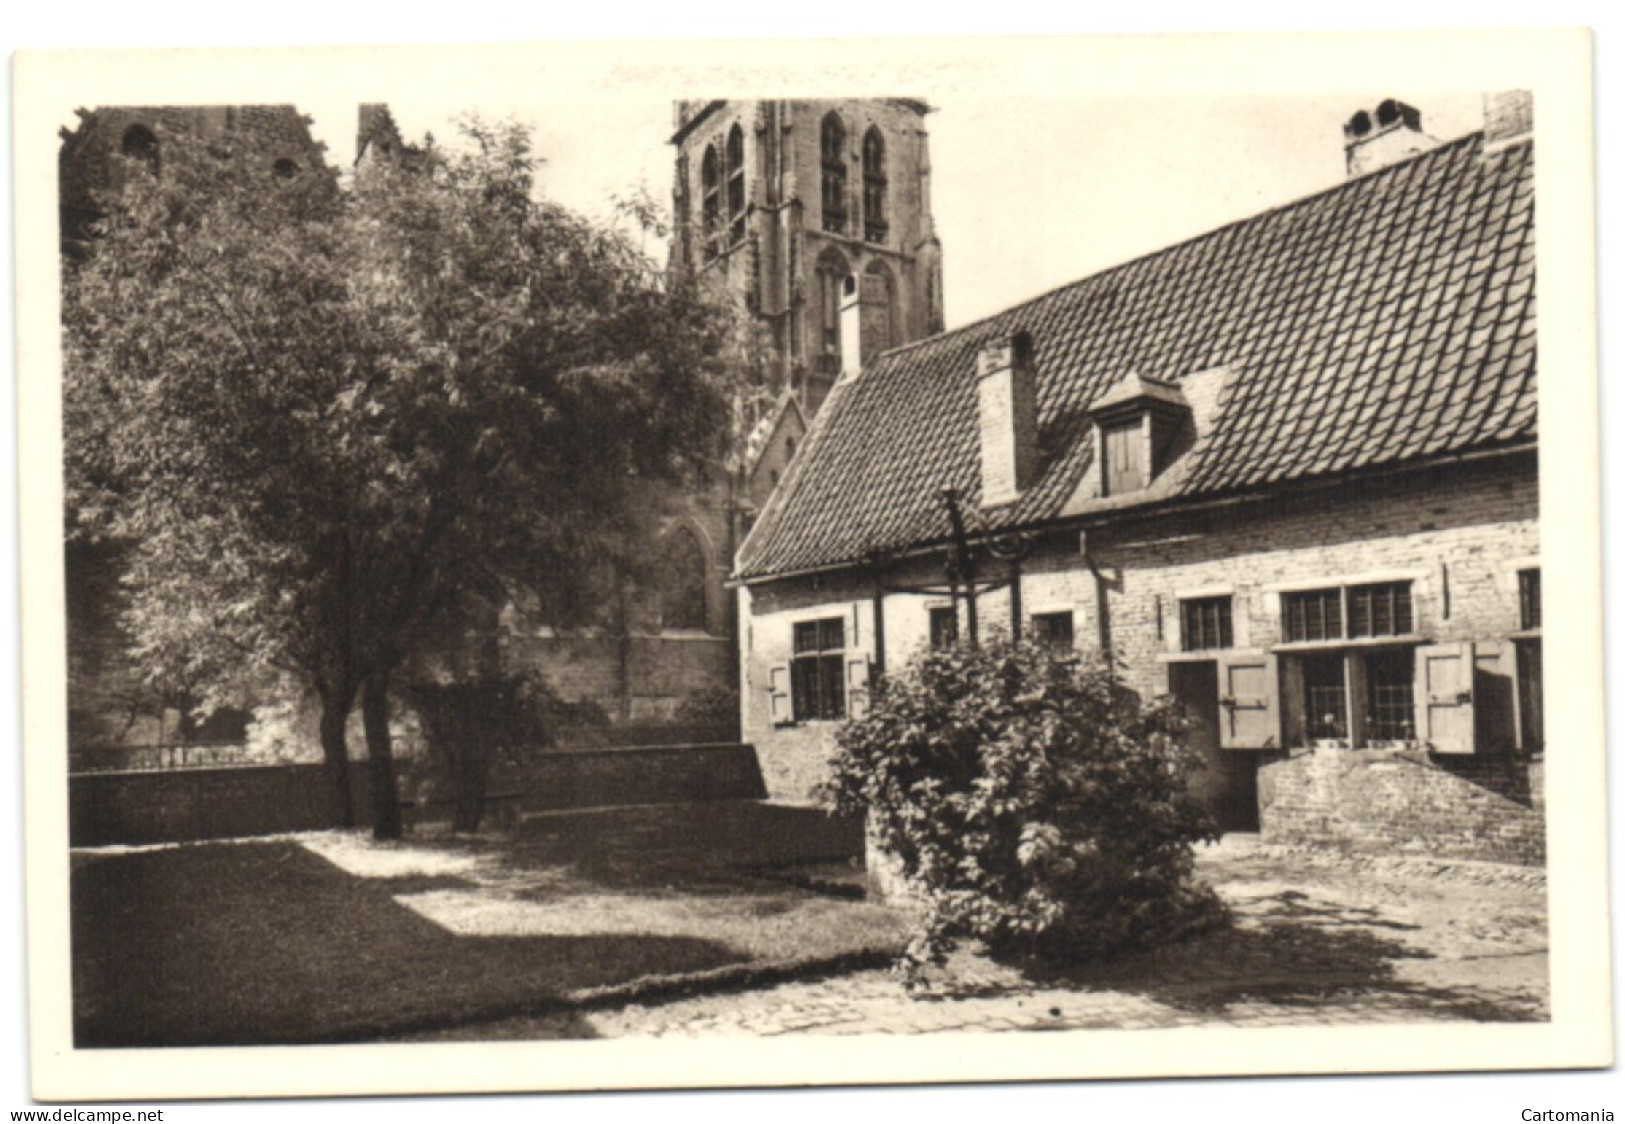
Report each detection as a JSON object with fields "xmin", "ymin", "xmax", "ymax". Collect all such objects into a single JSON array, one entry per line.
[
  {"xmin": 1103, "ymin": 419, "xmax": 1147, "ymax": 495},
  {"xmin": 1415, "ymin": 642, "xmax": 1476, "ymax": 754},
  {"xmin": 1218, "ymin": 652, "xmax": 1279, "ymax": 749},
  {"xmin": 768, "ymin": 664, "xmax": 792, "ymax": 726},
  {"xmin": 846, "ymin": 658, "xmax": 871, "ymax": 719}
]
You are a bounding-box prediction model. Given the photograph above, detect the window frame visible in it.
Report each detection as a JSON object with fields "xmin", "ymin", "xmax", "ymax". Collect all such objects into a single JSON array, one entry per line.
[
  {"xmin": 1281, "ymin": 581, "xmax": 1415, "ymax": 646},
  {"xmin": 1273, "ymin": 578, "xmax": 1424, "ymax": 750},
  {"xmin": 1514, "ymin": 564, "xmax": 1542, "ymax": 754},
  {"xmin": 725, "ymin": 124, "xmax": 747, "ymax": 246},
  {"xmin": 928, "ymin": 605, "xmax": 958, "ymax": 650},
  {"xmin": 700, "ymin": 143, "xmax": 722, "ymax": 260},
  {"xmin": 1030, "ymin": 610, "xmax": 1076, "ymax": 656},
  {"xmin": 861, "ymin": 126, "xmax": 888, "ymax": 243},
  {"xmin": 791, "ymin": 616, "xmax": 847, "ymax": 722},
  {"xmin": 1518, "ymin": 567, "xmax": 1541, "ymax": 632},
  {"xmin": 820, "ymin": 113, "xmax": 848, "ymax": 234},
  {"xmin": 1180, "ymin": 595, "xmax": 1234, "ymax": 652}
]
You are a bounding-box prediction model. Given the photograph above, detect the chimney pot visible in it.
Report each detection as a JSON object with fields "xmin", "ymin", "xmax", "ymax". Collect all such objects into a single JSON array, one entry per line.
[{"xmin": 1343, "ymin": 98, "xmax": 1438, "ymax": 178}]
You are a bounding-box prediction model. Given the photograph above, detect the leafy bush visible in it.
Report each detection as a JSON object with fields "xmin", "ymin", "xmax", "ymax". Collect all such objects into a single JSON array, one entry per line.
[
  {"xmin": 674, "ymin": 682, "xmax": 740, "ymax": 733},
  {"xmin": 402, "ymin": 671, "xmax": 563, "ymax": 832},
  {"xmin": 822, "ymin": 640, "xmax": 1226, "ymax": 966}
]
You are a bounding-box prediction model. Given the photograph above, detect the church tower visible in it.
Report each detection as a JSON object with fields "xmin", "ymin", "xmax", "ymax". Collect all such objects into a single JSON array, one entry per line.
[{"xmin": 669, "ymin": 100, "xmax": 945, "ymax": 419}]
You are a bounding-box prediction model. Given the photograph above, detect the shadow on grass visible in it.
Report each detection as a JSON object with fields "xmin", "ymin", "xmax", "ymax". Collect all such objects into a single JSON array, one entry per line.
[
  {"xmin": 72, "ymin": 842, "xmax": 740, "ymax": 1047},
  {"xmin": 939, "ymin": 889, "xmax": 1541, "ymax": 1025}
]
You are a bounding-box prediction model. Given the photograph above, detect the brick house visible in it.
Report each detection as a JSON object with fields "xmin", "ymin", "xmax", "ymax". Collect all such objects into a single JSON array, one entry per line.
[{"xmin": 733, "ymin": 93, "xmax": 1544, "ymax": 864}]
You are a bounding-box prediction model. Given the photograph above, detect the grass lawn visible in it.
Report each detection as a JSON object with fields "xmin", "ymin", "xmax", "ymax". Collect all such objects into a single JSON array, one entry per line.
[{"xmin": 72, "ymin": 801, "xmax": 909, "ymax": 1046}]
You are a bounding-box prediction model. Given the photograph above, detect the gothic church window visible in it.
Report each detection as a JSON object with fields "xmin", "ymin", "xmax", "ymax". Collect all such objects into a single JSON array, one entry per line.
[
  {"xmin": 726, "ymin": 124, "xmax": 747, "ymax": 246},
  {"xmin": 701, "ymin": 144, "xmax": 721, "ymax": 261},
  {"xmin": 815, "ymin": 250, "xmax": 849, "ymax": 359},
  {"xmin": 660, "ymin": 528, "xmax": 708, "ymax": 632},
  {"xmin": 862, "ymin": 127, "xmax": 888, "ymax": 243},
  {"xmin": 861, "ymin": 260, "xmax": 896, "ymax": 358},
  {"xmin": 820, "ymin": 113, "xmax": 847, "ymax": 234}
]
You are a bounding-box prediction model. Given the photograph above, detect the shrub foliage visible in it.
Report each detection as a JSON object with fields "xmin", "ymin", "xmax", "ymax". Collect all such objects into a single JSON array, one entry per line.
[
  {"xmin": 823, "ymin": 640, "xmax": 1225, "ymax": 965},
  {"xmin": 402, "ymin": 671, "xmax": 564, "ymax": 832}
]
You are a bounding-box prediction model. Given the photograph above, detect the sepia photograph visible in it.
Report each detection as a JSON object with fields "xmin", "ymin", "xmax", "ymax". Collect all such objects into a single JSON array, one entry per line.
[{"xmin": 10, "ymin": 26, "xmax": 1609, "ymax": 1109}]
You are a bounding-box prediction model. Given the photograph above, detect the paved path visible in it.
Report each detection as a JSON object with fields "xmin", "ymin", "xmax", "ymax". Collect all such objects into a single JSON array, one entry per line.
[{"xmin": 401, "ymin": 836, "xmax": 1547, "ymax": 1040}]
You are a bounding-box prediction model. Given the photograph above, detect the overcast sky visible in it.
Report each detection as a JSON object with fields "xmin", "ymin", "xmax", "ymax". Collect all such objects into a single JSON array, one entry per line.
[{"xmin": 295, "ymin": 93, "xmax": 1486, "ymax": 328}]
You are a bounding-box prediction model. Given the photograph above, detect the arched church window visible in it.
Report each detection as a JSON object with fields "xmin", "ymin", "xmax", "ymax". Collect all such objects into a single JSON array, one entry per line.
[
  {"xmin": 121, "ymin": 124, "xmax": 159, "ymax": 175},
  {"xmin": 700, "ymin": 144, "xmax": 721, "ymax": 261},
  {"xmin": 726, "ymin": 124, "xmax": 747, "ymax": 245},
  {"xmin": 861, "ymin": 259, "xmax": 896, "ymax": 359},
  {"xmin": 820, "ymin": 113, "xmax": 847, "ymax": 234},
  {"xmin": 815, "ymin": 249, "xmax": 849, "ymax": 359},
  {"xmin": 862, "ymin": 127, "xmax": 888, "ymax": 243},
  {"xmin": 661, "ymin": 529, "xmax": 709, "ymax": 632}
]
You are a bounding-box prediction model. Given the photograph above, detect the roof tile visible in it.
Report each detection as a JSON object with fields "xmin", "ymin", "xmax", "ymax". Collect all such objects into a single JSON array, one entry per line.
[{"xmin": 738, "ymin": 132, "xmax": 1536, "ymax": 580}]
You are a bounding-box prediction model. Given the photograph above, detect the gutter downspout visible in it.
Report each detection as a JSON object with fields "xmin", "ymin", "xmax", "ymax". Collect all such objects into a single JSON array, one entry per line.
[{"xmin": 1080, "ymin": 529, "xmax": 1112, "ymax": 664}]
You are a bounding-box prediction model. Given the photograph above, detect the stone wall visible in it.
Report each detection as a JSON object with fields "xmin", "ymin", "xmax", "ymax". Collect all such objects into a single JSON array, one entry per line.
[
  {"xmin": 1258, "ymin": 747, "xmax": 1545, "ymax": 865},
  {"xmin": 70, "ymin": 762, "xmax": 374, "ymax": 847},
  {"xmin": 69, "ymin": 743, "xmax": 768, "ymax": 847}
]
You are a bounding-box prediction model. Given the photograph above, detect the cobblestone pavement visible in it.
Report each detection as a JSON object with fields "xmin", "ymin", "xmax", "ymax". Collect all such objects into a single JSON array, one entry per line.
[{"xmin": 400, "ymin": 836, "xmax": 1548, "ymax": 1040}]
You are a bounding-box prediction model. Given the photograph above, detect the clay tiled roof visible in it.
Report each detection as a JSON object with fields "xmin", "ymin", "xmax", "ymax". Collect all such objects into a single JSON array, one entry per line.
[{"xmin": 737, "ymin": 132, "xmax": 1535, "ymax": 580}]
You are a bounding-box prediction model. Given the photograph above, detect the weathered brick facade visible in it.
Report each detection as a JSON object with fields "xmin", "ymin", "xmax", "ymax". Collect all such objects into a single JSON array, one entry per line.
[{"xmin": 741, "ymin": 454, "xmax": 1544, "ymax": 868}]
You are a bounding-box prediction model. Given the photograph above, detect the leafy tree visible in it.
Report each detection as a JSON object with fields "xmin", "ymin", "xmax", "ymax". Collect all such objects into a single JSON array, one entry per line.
[
  {"xmin": 63, "ymin": 120, "xmax": 733, "ymax": 838},
  {"xmin": 823, "ymin": 640, "xmax": 1226, "ymax": 968}
]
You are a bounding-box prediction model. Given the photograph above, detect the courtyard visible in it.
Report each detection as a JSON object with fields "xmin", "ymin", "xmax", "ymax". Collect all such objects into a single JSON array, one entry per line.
[{"xmin": 70, "ymin": 800, "xmax": 1547, "ymax": 1046}]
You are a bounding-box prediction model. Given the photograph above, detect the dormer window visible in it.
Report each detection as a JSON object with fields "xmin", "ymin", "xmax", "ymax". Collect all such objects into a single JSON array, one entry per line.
[
  {"xmin": 1101, "ymin": 418, "xmax": 1147, "ymax": 494},
  {"xmin": 1086, "ymin": 372, "xmax": 1191, "ymax": 497}
]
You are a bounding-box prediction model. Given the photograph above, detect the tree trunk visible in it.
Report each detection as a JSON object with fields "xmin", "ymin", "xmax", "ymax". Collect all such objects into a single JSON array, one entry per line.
[
  {"xmin": 451, "ymin": 729, "xmax": 489, "ymax": 834},
  {"xmin": 318, "ymin": 684, "xmax": 357, "ymax": 828},
  {"xmin": 362, "ymin": 672, "xmax": 403, "ymax": 841}
]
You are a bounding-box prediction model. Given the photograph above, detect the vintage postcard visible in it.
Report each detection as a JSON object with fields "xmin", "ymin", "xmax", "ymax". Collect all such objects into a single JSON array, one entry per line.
[{"xmin": 12, "ymin": 28, "xmax": 1607, "ymax": 1105}]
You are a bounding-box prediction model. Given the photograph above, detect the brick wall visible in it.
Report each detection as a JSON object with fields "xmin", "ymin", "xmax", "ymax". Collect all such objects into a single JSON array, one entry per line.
[
  {"xmin": 70, "ymin": 762, "xmax": 375, "ymax": 847},
  {"xmin": 1097, "ymin": 459, "xmax": 1538, "ymax": 707},
  {"xmin": 69, "ymin": 744, "xmax": 768, "ymax": 846},
  {"xmin": 1258, "ymin": 748, "xmax": 1545, "ymax": 865}
]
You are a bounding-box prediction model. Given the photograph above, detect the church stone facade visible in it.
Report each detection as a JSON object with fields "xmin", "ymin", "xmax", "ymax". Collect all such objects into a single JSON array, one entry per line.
[{"xmin": 669, "ymin": 100, "xmax": 945, "ymax": 420}]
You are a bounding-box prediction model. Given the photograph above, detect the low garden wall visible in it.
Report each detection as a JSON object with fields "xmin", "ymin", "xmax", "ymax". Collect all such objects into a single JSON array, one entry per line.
[
  {"xmin": 1257, "ymin": 748, "xmax": 1545, "ymax": 866},
  {"xmin": 70, "ymin": 743, "xmax": 768, "ymax": 846}
]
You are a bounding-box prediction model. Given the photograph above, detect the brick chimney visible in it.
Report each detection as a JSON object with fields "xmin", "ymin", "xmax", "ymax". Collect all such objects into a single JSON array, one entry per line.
[
  {"xmin": 976, "ymin": 333, "xmax": 1039, "ymax": 507},
  {"xmin": 1483, "ymin": 90, "xmax": 1533, "ymax": 149},
  {"xmin": 1343, "ymin": 98, "xmax": 1439, "ymax": 177}
]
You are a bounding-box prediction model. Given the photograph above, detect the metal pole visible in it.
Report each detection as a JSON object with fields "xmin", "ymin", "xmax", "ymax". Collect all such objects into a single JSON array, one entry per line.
[{"xmin": 942, "ymin": 489, "xmax": 978, "ymax": 648}]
